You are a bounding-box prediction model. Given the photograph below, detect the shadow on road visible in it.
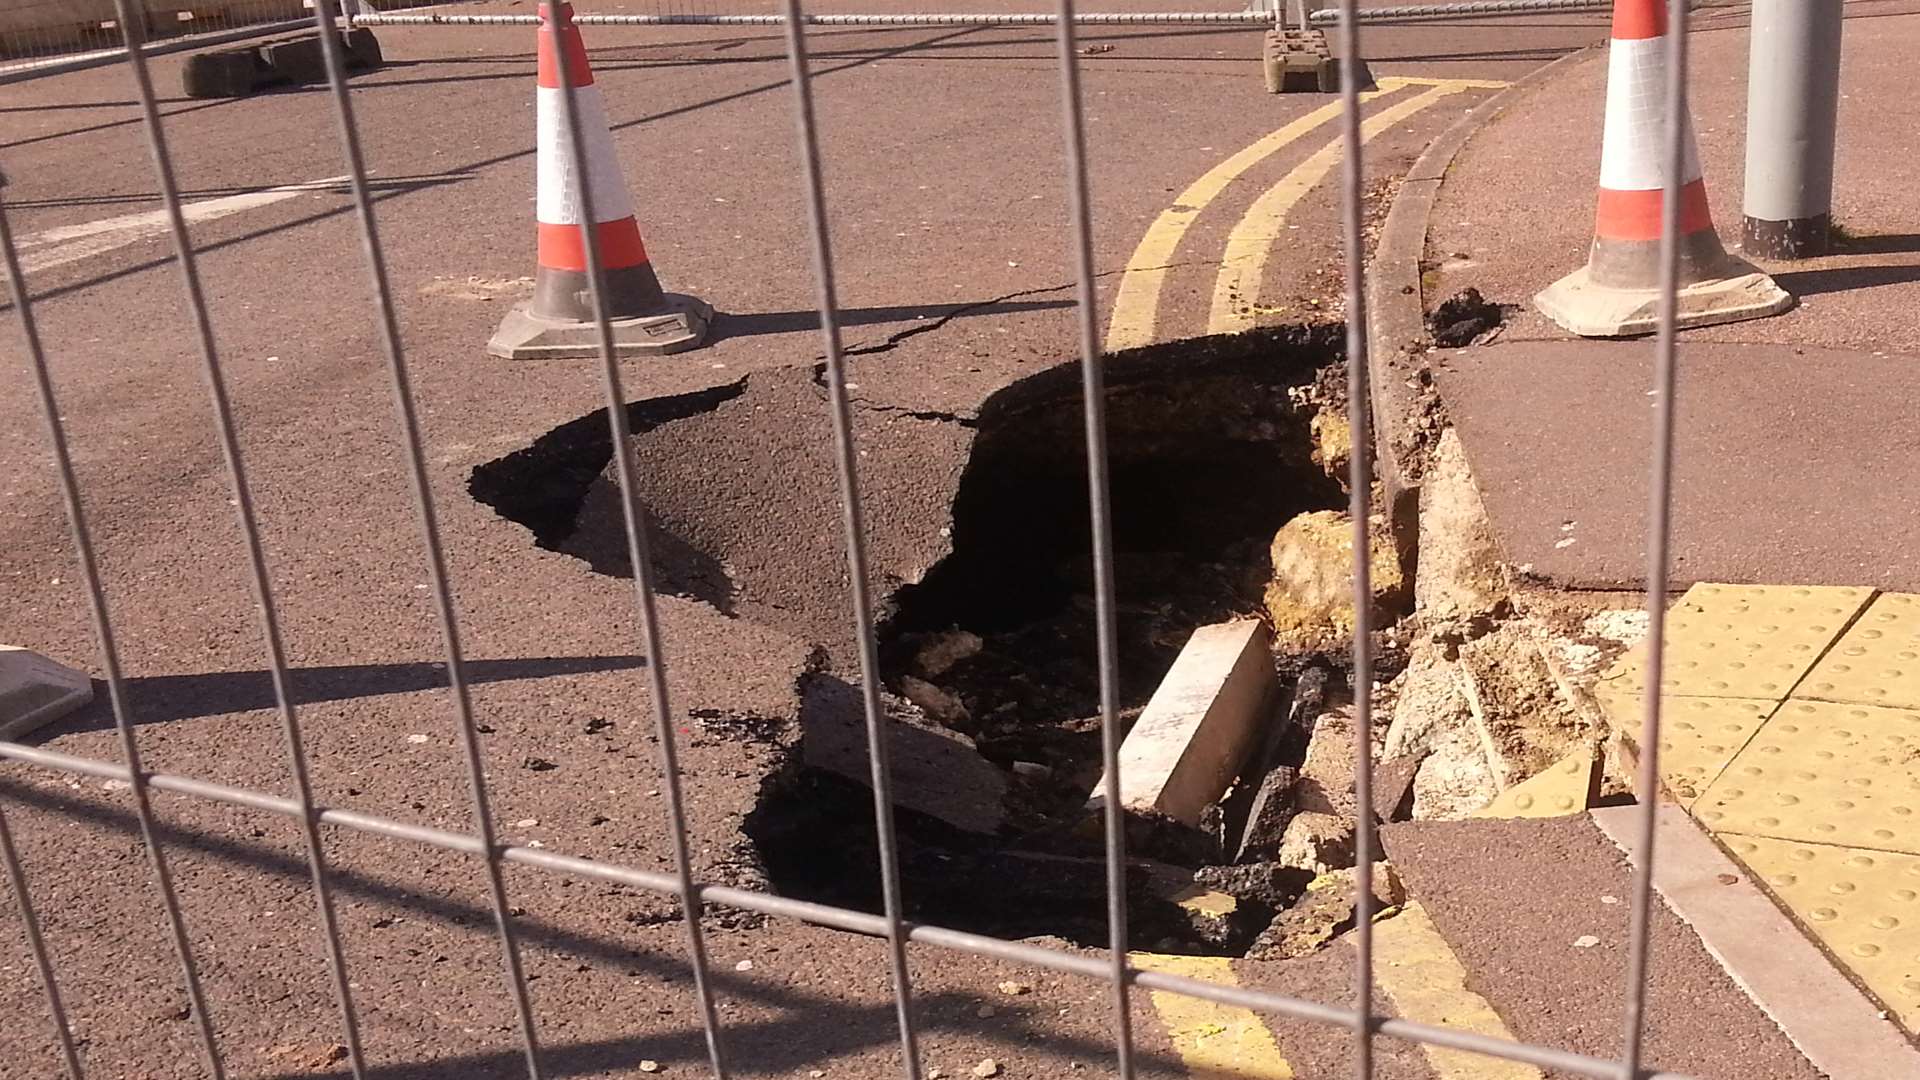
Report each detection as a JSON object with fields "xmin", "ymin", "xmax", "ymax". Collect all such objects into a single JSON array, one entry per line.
[
  {"xmin": 711, "ymin": 298, "xmax": 1074, "ymax": 342},
  {"xmin": 0, "ymin": 775, "xmax": 1185, "ymax": 1080},
  {"xmin": 1773, "ymin": 259, "xmax": 1920, "ymax": 299},
  {"xmin": 38, "ymin": 655, "xmax": 648, "ymax": 734}
]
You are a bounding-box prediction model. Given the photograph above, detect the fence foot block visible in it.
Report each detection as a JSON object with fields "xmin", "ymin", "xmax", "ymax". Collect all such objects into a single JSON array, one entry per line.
[
  {"xmin": 180, "ymin": 28, "xmax": 384, "ymax": 99},
  {"xmin": 0, "ymin": 646, "xmax": 93, "ymax": 740},
  {"xmin": 1263, "ymin": 28, "xmax": 1335, "ymax": 94}
]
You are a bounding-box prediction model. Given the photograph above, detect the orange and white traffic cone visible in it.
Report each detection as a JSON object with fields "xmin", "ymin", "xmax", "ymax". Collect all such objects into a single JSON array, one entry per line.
[
  {"xmin": 488, "ymin": 1, "xmax": 710, "ymax": 359},
  {"xmin": 1533, "ymin": 0, "xmax": 1792, "ymax": 338}
]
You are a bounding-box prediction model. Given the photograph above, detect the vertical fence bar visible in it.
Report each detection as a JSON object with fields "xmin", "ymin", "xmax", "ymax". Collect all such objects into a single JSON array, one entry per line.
[
  {"xmin": 1050, "ymin": 3, "xmax": 1136, "ymax": 1077},
  {"xmin": 13, "ymin": 12, "xmax": 242, "ymax": 1078},
  {"xmin": 90, "ymin": 2, "xmax": 374, "ymax": 1073},
  {"xmin": 1330, "ymin": 1, "xmax": 1378, "ymax": 1077},
  {"xmin": 290, "ymin": 3, "xmax": 546, "ymax": 1074},
  {"xmin": 1619, "ymin": 1, "xmax": 1687, "ymax": 1077},
  {"xmin": 771, "ymin": 3, "xmax": 924, "ymax": 1076},
  {"xmin": 0, "ymin": 790, "xmax": 84, "ymax": 1077},
  {"xmin": 533, "ymin": 2, "xmax": 733, "ymax": 1074}
]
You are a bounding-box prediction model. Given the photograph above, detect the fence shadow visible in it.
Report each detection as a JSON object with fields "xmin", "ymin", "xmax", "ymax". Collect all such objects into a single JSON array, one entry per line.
[
  {"xmin": 0, "ymin": 777, "xmax": 1184, "ymax": 1080},
  {"xmin": 40, "ymin": 655, "xmax": 648, "ymax": 734},
  {"xmin": 1771, "ymin": 261, "xmax": 1920, "ymax": 299},
  {"xmin": 710, "ymin": 298, "xmax": 1074, "ymax": 342}
]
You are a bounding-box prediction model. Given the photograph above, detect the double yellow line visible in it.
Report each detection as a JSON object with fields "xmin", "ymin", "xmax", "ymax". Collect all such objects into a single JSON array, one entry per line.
[
  {"xmin": 1104, "ymin": 77, "xmax": 1510, "ymax": 352},
  {"xmin": 1113, "ymin": 75, "xmax": 1538, "ymax": 1080},
  {"xmin": 1135, "ymin": 902, "xmax": 1542, "ymax": 1080}
]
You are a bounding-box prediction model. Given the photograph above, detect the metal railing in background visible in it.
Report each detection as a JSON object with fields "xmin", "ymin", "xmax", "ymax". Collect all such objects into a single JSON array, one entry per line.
[
  {"xmin": 0, "ymin": 0, "xmax": 310, "ymax": 81},
  {"xmin": 0, "ymin": 0, "xmax": 1704, "ymax": 1078},
  {"xmin": 345, "ymin": 0, "xmax": 1629, "ymax": 28}
]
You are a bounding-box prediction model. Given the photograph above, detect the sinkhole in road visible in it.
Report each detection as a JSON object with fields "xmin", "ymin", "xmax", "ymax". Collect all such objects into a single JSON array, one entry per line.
[
  {"xmin": 471, "ymin": 325, "xmax": 1347, "ymax": 953},
  {"xmin": 756, "ymin": 330, "xmax": 1347, "ymax": 953}
]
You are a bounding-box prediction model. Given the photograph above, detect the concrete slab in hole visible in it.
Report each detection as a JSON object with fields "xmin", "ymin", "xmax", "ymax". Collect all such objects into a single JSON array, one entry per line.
[
  {"xmin": 1, "ymin": 645, "xmax": 94, "ymax": 740},
  {"xmin": 1090, "ymin": 619, "xmax": 1276, "ymax": 826}
]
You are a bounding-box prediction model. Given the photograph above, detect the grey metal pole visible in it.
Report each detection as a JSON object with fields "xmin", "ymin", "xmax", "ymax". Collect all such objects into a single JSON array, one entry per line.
[{"xmin": 1742, "ymin": 0, "xmax": 1844, "ymax": 259}]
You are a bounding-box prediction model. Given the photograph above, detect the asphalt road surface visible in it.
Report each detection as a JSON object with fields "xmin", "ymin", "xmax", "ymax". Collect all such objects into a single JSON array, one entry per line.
[{"xmin": 0, "ymin": 6, "xmax": 1739, "ymax": 1079}]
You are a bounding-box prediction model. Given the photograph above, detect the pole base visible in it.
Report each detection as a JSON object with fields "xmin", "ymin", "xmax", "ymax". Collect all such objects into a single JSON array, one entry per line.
[
  {"xmin": 486, "ymin": 294, "xmax": 713, "ymax": 359},
  {"xmin": 1, "ymin": 645, "xmax": 93, "ymax": 740},
  {"xmin": 1532, "ymin": 259, "xmax": 1795, "ymax": 338},
  {"xmin": 1742, "ymin": 213, "xmax": 1832, "ymax": 261}
]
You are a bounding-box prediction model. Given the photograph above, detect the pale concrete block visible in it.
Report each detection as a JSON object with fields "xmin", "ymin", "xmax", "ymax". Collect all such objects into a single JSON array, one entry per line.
[
  {"xmin": 0, "ymin": 646, "xmax": 93, "ymax": 740},
  {"xmin": 1089, "ymin": 619, "xmax": 1276, "ymax": 826},
  {"xmin": 1276, "ymin": 810, "xmax": 1354, "ymax": 875}
]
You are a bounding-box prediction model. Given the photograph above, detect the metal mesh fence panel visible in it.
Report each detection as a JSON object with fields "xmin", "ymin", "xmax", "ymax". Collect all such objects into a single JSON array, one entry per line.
[{"xmin": 0, "ymin": 2, "xmax": 1712, "ymax": 1079}]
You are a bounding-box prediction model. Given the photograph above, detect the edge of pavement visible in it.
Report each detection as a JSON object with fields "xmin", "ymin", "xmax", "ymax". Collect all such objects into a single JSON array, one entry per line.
[
  {"xmin": 1591, "ymin": 804, "xmax": 1920, "ymax": 1080},
  {"xmin": 1362, "ymin": 35, "xmax": 1920, "ymax": 1077},
  {"xmin": 1363, "ymin": 43, "xmax": 1598, "ymax": 577}
]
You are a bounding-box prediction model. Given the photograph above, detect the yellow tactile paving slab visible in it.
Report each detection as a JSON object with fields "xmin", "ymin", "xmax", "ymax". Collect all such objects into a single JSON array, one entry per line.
[
  {"xmin": 1595, "ymin": 583, "xmax": 1872, "ymax": 699},
  {"xmin": 1694, "ymin": 700, "xmax": 1920, "ymax": 854},
  {"xmin": 1719, "ymin": 834, "xmax": 1920, "ymax": 1035},
  {"xmin": 1131, "ymin": 953, "xmax": 1295, "ymax": 1079},
  {"xmin": 1471, "ymin": 745, "xmax": 1600, "ymax": 819},
  {"xmin": 1592, "ymin": 691, "xmax": 1779, "ymax": 807},
  {"xmin": 1799, "ymin": 592, "xmax": 1920, "ymax": 709}
]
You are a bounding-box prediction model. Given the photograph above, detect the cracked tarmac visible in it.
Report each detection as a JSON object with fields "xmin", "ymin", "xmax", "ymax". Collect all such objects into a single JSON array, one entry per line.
[{"xmin": 0, "ymin": 11, "xmax": 1618, "ymax": 1078}]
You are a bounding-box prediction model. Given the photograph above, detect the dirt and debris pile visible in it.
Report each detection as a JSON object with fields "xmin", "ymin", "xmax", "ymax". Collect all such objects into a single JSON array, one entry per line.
[{"xmin": 1427, "ymin": 287, "xmax": 1504, "ymax": 348}]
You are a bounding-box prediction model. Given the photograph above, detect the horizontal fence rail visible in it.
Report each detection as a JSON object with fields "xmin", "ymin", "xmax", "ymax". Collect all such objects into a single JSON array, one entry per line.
[
  {"xmin": 0, "ymin": 740, "xmax": 1692, "ymax": 1080},
  {"xmin": 345, "ymin": 1, "xmax": 1747, "ymax": 30},
  {"xmin": 348, "ymin": 0, "xmax": 1624, "ymax": 27},
  {"xmin": 1, "ymin": 0, "xmax": 1707, "ymax": 1078}
]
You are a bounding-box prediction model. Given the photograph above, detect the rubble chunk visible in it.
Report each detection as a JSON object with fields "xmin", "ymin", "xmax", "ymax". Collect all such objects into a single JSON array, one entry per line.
[
  {"xmin": 1276, "ymin": 811, "xmax": 1355, "ymax": 876},
  {"xmin": 913, "ymin": 630, "xmax": 984, "ymax": 678},
  {"xmin": 1232, "ymin": 763, "xmax": 1299, "ymax": 864},
  {"xmin": 1414, "ymin": 429, "xmax": 1508, "ymax": 623},
  {"xmin": 1263, "ymin": 511, "xmax": 1406, "ymax": 654},
  {"xmin": 1247, "ymin": 865, "xmax": 1404, "ymax": 959},
  {"xmin": 1371, "ymin": 755, "xmax": 1424, "ymax": 823},
  {"xmin": 1427, "ymin": 287, "xmax": 1502, "ymax": 347},
  {"xmin": 898, "ymin": 675, "xmax": 971, "ymax": 730},
  {"xmin": 1471, "ymin": 744, "xmax": 1601, "ymax": 819},
  {"xmin": 801, "ymin": 675, "xmax": 1006, "ymax": 834}
]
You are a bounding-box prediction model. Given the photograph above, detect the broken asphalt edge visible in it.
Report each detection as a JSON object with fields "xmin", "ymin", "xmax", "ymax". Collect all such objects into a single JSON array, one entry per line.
[
  {"xmin": 1590, "ymin": 804, "xmax": 1920, "ymax": 1077},
  {"xmin": 1364, "ymin": 44, "xmax": 1601, "ymax": 584}
]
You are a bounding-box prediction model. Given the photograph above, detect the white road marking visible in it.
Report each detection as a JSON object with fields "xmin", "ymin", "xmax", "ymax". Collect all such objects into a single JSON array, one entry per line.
[{"xmin": 15, "ymin": 175, "xmax": 349, "ymax": 275}]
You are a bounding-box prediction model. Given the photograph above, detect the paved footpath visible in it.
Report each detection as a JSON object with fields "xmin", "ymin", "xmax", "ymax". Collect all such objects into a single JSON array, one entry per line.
[
  {"xmin": 1594, "ymin": 584, "xmax": 1920, "ymax": 1043},
  {"xmin": 1425, "ymin": 1, "xmax": 1920, "ymax": 592},
  {"xmin": 1406, "ymin": 3, "xmax": 1920, "ymax": 1074}
]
